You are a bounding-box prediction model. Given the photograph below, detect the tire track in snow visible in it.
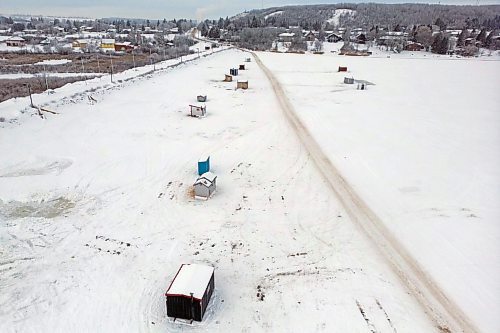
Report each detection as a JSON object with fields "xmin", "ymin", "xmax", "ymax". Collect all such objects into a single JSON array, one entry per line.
[{"xmin": 251, "ymin": 51, "xmax": 478, "ymax": 333}]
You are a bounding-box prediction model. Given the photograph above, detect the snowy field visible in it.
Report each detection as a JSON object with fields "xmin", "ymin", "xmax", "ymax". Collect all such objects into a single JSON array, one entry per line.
[
  {"xmin": 0, "ymin": 73, "xmax": 104, "ymax": 79},
  {"xmin": 0, "ymin": 49, "xmax": 443, "ymax": 332},
  {"xmin": 257, "ymin": 50, "xmax": 500, "ymax": 333}
]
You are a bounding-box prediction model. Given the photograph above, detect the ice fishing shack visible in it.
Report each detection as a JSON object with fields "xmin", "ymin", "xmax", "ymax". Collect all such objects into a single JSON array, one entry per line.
[
  {"xmin": 189, "ymin": 105, "xmax": 206, "ymax": 117},
  {"xmin": 165, "ymin": 263, "xmax": 215, "ymax": 322},
  {"xmin": 193, "ymin": 172, "xmax": 217, "ymax": 199}
]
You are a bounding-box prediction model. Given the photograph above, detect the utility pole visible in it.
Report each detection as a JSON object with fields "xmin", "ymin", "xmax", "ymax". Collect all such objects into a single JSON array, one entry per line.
[
  {"xmin": 97, "ymin": 53, "xmax": 101, "ymax": 73},
  {"xmin": 25, "ymin": 84, "xmax": 34, "ymax": 107},
  {"xmin": 132, "ymin": 50, "xmax": 136, "ymax": 68},
  {"xmin": 43, "ymin": 64, "xmax": 49, "ymax": 92},
  {"xmin": 81, "ymin": 57, "xmax": 87, "ymax": 84},
  {"xmin": 149, "ymin": 48, "xmax": 152, "ymax": 67},
  {"xmin": 109, "ymin": 53, "xmax": 114, "ymax": 83}
]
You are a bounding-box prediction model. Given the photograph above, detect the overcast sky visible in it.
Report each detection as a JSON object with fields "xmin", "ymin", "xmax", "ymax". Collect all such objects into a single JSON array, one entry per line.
[{"xmin": 1, "ymin": 0, "xmax": 497, "ymax": 20}]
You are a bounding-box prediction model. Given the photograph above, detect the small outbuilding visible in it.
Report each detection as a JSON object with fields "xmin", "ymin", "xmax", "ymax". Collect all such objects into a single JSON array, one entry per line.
[
  {"xmin": 338, "ymin": 66, "xmax": 348, "ymax": 72},
  {"xmin": 194, "ymin": 172, "xmax": 217, "ymax": 199},
  {"xmin": 6, "ymin": 37, "xmax": 26, "ymax": 47},
  {"xmin": 198, "ymin": 155, "xmax": 210, "ymax": 175},
  {"xmin": 165, "ymin": 264, "xmax": 215, "ymax": 322},
  {"xmin": 237, "ymin": 81, "xmax": 248, "ymax": 90},
  {"xmin": 245, "ymin": 58, "xmax": 251, "ymax": 62},
  {"xmin": 189, "ymin": 105, "xmax": 206, "ymax": 117},
  {"xmin": 239, "ymin": 64, "xmax": 245, "ymax": 70},
  {"xmin": 224, "ymin": 74, "xmax": 233, "ymax": 82},
  {"xmin": 230, "ymin": 68, "xmax": 239, "ymax": 76},
  {"xmin": 197, "ymin": 95, "xmax": 207, "ymax": 102},
  {"xmin": 344, "ymin": 77, "xmax": 354, "ymax": 84}
]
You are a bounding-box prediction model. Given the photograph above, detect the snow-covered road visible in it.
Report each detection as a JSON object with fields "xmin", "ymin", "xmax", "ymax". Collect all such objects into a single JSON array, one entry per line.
[{"xmin": 1, "ymin": 49, "xmax": 438, "ymax": 332}]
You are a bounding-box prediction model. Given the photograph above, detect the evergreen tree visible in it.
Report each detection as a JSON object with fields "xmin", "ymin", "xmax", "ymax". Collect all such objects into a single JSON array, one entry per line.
[
  {"xmin": 457, "ymin": 28, "xmax": 467, "ymax": 47},
  {"xmin": 434, "ymin": 17, "xmax": 446, "ymax": 31},
  {"xmin": 251, "ymin": 16, "xmax": 259, "ymax": 28},
  {"xmin": 484, "ymin": 30, "xmax": 494, "ymax": 48},
  {"xmin": 431, "ymin": 33, "xmax": 448, "ymax": 54},
  {"xmin": 476, "ymin": 28, "xmax": 487, "ymax": 45}
]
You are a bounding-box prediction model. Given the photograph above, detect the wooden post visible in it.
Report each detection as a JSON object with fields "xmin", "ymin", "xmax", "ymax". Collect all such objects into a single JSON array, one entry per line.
[
  {"xmin": 26, "ymin": 84, "xmax": 33, "ymax": 107},
  {"xmin": 109, "ymin": 53, "xmax": 114, "ymax": 83},
  {"xmin": 43, "ymin": 64, "xmax": 49, "ymax": 91}
]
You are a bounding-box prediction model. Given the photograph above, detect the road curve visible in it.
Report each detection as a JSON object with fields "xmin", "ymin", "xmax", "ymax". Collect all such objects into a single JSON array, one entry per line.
[{"xmin": 251, "ymin": 51, "xmax": 478, "ymax": 333}]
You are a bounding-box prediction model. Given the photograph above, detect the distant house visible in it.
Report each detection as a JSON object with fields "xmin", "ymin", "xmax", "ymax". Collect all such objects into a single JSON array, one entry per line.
[
  {"xmin": 193, "ymin": 172, "xmax": 217, "ymax": 199},
  {"xmin": 327, "ymin": 33, "xmax": 342, "ymax": 43},
  {"xmin": 278, "ymin": 32, "xmax": 295, "ymax": 42},
  {"xmin": 114, "ymin": 42, "xmax": 134, "ymax": 52},
  {"xmin": 356, "ymin": 33, "xmax": 367, "ymax": 44},
  {"xmin": 72, "ymin": 39, "xmax": 89, "ymax": 49},
  {"xmin": 100, "ymin": 38, "xmax": 115, "ymax": 51},
  {"xmin": 6, "ymin": 36, "xmax": 25, "ymax": 47},
  {"xmin": 404, "ymin": 42, "xmax": 424, "ymax": 51},
  {"xmin": 304, "ymin": 31, "xmax": 316, "ymax": 41}
]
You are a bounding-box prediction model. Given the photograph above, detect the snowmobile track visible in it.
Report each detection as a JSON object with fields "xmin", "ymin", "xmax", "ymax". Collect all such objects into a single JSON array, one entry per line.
[{"xmin": 251, "ymin": 50, "xmax": 478, "ymax": 333}]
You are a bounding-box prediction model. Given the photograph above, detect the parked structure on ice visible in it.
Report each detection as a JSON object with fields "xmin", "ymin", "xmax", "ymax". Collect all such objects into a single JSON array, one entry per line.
[
  {"xmin": 194, "ymin": 172, "xmax": 217, "ymax": 199},
  {"xmin": 197, "ymin": 95, "xmax": 207, "ymax": 102},
  {"xmin": 237, "ymin": 81, "xmax": 249, "ymax": 90},
  {"xmin": 165, "ymin": 264, "xmax": 215, "ymax": 322},
  {"xmin": 224, "ymin": 74, "xmax": 233, "ymax": 82},
  {"xmin": 344, "ymin": 77, "xmax": 355, "ymax": 84},
  {"xmin": 198, "ymin": 155, "xmax": 210, "ymax": 175},
  {"xmin": 189, "ymin": 105, "xmax": 206, "ymax": 117}
]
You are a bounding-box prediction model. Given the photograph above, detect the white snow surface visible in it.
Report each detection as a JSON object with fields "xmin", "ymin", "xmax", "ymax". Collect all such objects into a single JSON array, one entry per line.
[
  {"xmin": 264, "ymin": 11, "xmax": 283, "ymax": 20},
  {"xmin": 0, "ymin": 49, "xmax": 439, "ymax": 332},
  {"xmin": 0, "ymin": 46, "xmax": 227, "ymax": 122},
  {"xmin": 257, "ymin": 50, "xmax": 500, "ymax": 333},
  {"xmin": 34, "ymin": 59, "xmax": 72, "ymax": 65},
  {"xmin": 166, "ymin": 264, "xmax": 214, "ymax": 299},
  {"xmin": 327, "ymin": 9, "xmax": 355, "ymax": 27},
  {"xmin": 0, "ymin": 73, "xmax": 103, "ymax": 79}
]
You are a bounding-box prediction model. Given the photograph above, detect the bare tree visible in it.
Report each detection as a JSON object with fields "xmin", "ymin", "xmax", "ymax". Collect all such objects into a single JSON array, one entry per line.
[{"xmin": 415, "ymin": 26, "xmax": 433, "ymax": 50}]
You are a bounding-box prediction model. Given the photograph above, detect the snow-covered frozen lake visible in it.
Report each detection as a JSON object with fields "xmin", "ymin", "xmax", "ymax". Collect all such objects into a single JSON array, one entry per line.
[
  {"xmin": 0, "ymin": 49, "xmax": 440, "ymax": 332},
  {"xmin": 257, "ymin": 50, "xmax": 500, "ymax": 333},
  {"xmin": 0, "ymin": 46, "xmax": 498, "ymax": 333}
]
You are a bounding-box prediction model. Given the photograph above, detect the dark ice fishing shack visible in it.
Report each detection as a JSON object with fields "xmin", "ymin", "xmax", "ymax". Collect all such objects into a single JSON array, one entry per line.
[{"xmin": 165, "ymin": 264, "xmax": 215, "ymax": 322}]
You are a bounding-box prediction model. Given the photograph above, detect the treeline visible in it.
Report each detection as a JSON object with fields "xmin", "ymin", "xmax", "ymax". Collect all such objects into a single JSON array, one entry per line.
[{"xmin": 228, "ymin": 3, "xmax": 500, "ymax": 31}]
